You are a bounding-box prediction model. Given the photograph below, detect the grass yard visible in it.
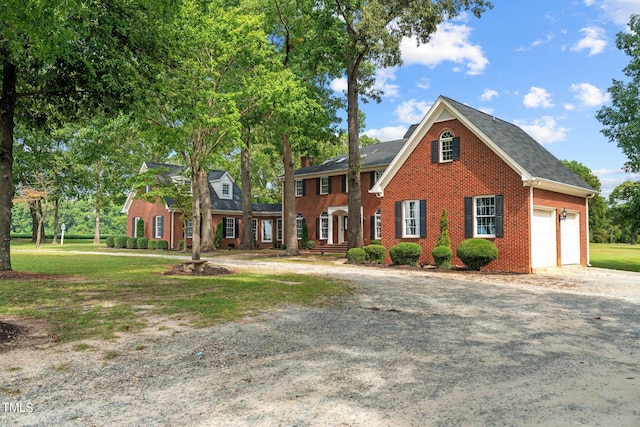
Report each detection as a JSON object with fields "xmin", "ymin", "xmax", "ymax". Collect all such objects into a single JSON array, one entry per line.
[
  {"xmin": 2, "ymin": 248, "xmax": 350, "ymax": 342},
  {"xmin": 590, "ymin": 243, "xmax": 640, "ymax": 272}
]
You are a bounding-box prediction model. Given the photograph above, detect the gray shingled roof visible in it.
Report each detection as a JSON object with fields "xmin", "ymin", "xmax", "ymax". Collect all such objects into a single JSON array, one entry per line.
[
  {"xmin": 443, "ymin": 97, "xmax": 595, "ymax": 192},
  {"xmin": 295, "ymin": 138, "xmax": 407, "ymax": 176}
]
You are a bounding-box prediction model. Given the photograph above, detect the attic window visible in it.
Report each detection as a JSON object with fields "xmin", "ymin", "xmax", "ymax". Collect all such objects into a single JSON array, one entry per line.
[
  {"xmin": 220, "ymin": 180, "xmax": 232, "ymax": 199},
  {"xmin": 440, "ymin": 131, "xmax": 454, "ymax": 162}
]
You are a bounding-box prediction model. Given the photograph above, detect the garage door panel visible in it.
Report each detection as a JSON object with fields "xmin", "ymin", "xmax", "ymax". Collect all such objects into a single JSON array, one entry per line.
[
  {"xmin": 561, "ymin": 213, "xmax": 580, "ymax": 265},
  {"xmin": 532, "ymin": 209, "xmax": 556, "ymax": 269}
]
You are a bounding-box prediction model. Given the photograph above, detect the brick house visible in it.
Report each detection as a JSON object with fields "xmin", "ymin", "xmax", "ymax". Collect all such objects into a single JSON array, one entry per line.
[
  {"xmin": 122, "ymin": 162, "xmax": 282, "ymax": 250},
  {"xmin": 369, "ymin": 96, "xmax": 596, "ymax": 273}
]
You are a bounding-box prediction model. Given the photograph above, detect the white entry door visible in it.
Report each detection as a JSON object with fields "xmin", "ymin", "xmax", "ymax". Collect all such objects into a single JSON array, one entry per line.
[
  {"xmin": 531, "ymin": 209, "xmax": 556, "ymax": 269},
  {"xmin": 561, "ymin": 213, "xmax": 580, "ymax": 265}
]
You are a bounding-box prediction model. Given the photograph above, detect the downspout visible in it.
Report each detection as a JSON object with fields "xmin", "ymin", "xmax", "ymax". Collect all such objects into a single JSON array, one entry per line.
[
  {"xmin": 529, "ymin": 184, "xmax": 534, "ymax": 273},
  {"xmin": 586, "ymin": 194, "xmax": 594, "ymax": 267}
]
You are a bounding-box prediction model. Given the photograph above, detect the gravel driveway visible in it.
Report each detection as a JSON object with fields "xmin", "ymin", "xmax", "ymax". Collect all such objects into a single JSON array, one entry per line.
[{"xmin": 1, "ymin": 257, "xmax": 639, "ymax": 426}]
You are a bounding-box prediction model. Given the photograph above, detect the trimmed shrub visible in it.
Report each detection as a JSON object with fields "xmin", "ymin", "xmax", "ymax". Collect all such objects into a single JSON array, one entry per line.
[
  {"xmin": 156, "ymin": 240, "xmax": 169, "ymax": 250},
  {"xmin": 114, "ymin": 236, "xmax": 128, "ymax": 249},
  {"xmin": 215, "ymin": 222, "xmax": 223, "ymax": 249},
  {"xmin": 126, "ymin": 238, "xmax": 137, "ymax": 249},
  {"xmin": 432, "ymin": 245, "xmax": 453, "ymax": 269},
  {"xmin": 301, "ymin": 223, "xmax": 309, "ymax": 250},
  {"xmin": 136, "ymin": 219, "xmax": 145, "ymax": 238},
  {"xmin": 346, "ymin": 248, "xmax": 366, "ymax": 263},
  {"xmin": 137, "ymin": 237, "xmax": 149, "ymax": 249},
  {"xmin": 280, "ymin": 243, "xmax": 287, "ymax": 250},
  {"xmin": 389, "ymin": 242, "xmax": 422, "ymax": 266},
  {"xmin": 178, "ymin": 240, "xmax": 185, "ymax": 250},
  {"xmin": 370, "ymin": 239, "xmax": 381, "ymax": 246},
  {"xmin": 456, "ymin": 238, "xmax": 498, "ymax": 270},
  {"xmin": 105, "ymin": 236, "xmax": 115, "ymax": 248},
  {"xmin": 364, "ymin": 244, "xmax": 386, "ymax": 264},
  {"xmin": 436, "ymin": 209, "xmax": 451, "ymax": 247},
  {"xmin": 148, "ymin": 240, "xmax": 158, "ymax": 250},
  {"xmin": 306, "ymin": 240, "xmax": 316, "ymax": 250}
]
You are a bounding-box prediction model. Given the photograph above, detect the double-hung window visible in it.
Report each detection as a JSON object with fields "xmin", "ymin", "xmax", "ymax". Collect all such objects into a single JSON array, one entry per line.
[
  {"xmin": 320, "ymin": 177, "xmax": 329, "ymax": 195},
  {"xmin": 276, "ymin": 219, "xmax": 283, "ymax": 241},
  {"xmin": 374, "ymin": 209, "xmax": 382, "ymax": 240},
  {"xmin": 262, "ymin": 220, "xmax": 273, "ymax": 242},
  {"xmin": 404, "ymin": 201, "xmax": 419, "ymax": 237},
  {"xmin": 252, "ymin": 219, "xmax": 258, "ymax": 241},
  {"xmin": 320, "ymin": 212, "xmax": 329, "ymax": 240},
  {"xmin": 154, "ymin": 216, "xmax": 164, "ymax": 238},
  {"xmin": 475, "ymin": 196, "xmax": 496, "ymax": 237},
  {"xmin": 225, "ymin": 217, "xmax": 235, "ymax": 238},
  {"xmin": 440, "ymin": 131, "xmax": 453, "ymax": 162},
  {"xmin": 295, "ymin": 179, "xmax": 304, "ymax": 197},
  {"xmin": 296, "ymin": 213, "xmax": 304, "ymax": 239},
  {"xmin": 186, "ymin": 220, "xmax": 193, "ymax": 239}
]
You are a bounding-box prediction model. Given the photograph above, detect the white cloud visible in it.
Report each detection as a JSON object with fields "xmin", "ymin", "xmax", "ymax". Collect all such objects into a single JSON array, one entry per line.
[
  {"xmin": 589, "ymin": 0, "xmax": 640, "ymax": 26},
  {"xmin": 417, "ymin": 78, "xmax": 431, "ymax": 90},
  {"xmin": 480, "ymin": 89, "xmax": 499, "ymax": 102},
  {"xmin": 394, "ymin": 100, "xmax": 431, "ymax": 124},
  {"xmin": 532, "ymin": 33, "xmax": 555, "ymax": 47},
  {"xmin": 523, "ymin": 87, "xmax": 554, "ymax": 108},
  {"xmin": 516, "ymin": 116, "xmax": 569, "ymax": 144},
  {"xmin": 570, "ymin": 82, "xmax": 611, "ymax": 106},
  {"xmin": 373, "ymin": 68, "xmax": 400, "ymax": 98},
  {"xmin": 564, "ymin": 103, "xmax": 576, "ymax": 111},
  {"xmin": 330, "ymin": 77, "xmax": 347, "ymax": 93},
  {"xmin": 363, "ymin": 126, "xmax": 407, "ymax": 142},
  {"xmin": 571, "ymin": 26, "xmax": 607, "ymax": 56},
  {"xmin": 400, "ymin": 21, "xmax": 488, "ymax": 75}
]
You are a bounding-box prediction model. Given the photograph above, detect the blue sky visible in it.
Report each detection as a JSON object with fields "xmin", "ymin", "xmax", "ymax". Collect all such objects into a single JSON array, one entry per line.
[{"xmin": 330, "ymin": 0, "xmax": 640, "ymax": 197}]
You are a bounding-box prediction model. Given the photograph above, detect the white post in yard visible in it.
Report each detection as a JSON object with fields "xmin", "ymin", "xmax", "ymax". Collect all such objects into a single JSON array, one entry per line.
[{"xmin": 61, "ymin": 223, "xmax": 66, "ymax": 246}]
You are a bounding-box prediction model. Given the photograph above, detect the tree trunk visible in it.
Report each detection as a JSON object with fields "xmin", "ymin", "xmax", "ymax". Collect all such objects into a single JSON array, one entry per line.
[
  {"xmin": 240, "ymin": 139, "xmax": 253, "ymax": 250},
  {"xmin": 52, "ymin": 198, "xmax": 60, "ymax": 244},
  {"xmin": 0, "ymin": 58, "xmax": 16, "ymax": 271},
  {"xmin": 191, "ymin": 169, "xmax": 201, "ymax": 261},
  {"xmin": 29, "ymin": 201, "xmax": 39, "ymax": 243},
  {"xmin": 93, "ymin": 159, "xmax": 102, "ymax": 245},
  {"xmin": 346, "ymin": 59, "xmax": 363, "ymax": 250},
  {"xmin": 282, "ymin": 133, "xmax": 299, "ymax": 256},
  {"xmin": 199, "ymin": 168, "xmax": 216, "ymax": 251}
]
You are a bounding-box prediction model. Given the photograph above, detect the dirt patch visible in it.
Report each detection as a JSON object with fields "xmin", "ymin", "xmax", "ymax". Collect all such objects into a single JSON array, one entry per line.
[
  {"xmin": 0, "ymin": 317, "xmax": 51, "ymax": 353},
  {"xmin": 161, "ymin": 263, "xmax": 233, "ymax": 276},
  {"xmin": 0, "ymin": 270, "xmax": 64, "ymax": 280}
]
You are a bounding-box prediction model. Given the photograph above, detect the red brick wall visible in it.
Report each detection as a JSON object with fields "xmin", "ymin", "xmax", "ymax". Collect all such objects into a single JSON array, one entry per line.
[
  {"xmin": 290, "ymin": 173, "xmax": 382, "ymax": 245},
  {"xmin": 533, "ymin": 188, "xmax": 588, "ymax": 267},
  {"xmin": 380, "ymin": 119, "xmax": 532, "ymax": 273}
]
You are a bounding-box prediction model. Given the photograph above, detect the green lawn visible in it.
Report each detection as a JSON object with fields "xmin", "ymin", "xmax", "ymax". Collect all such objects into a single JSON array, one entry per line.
[
  {"xmin": 3, "ymin": 246, "xmax": 350, "ymax": 342},
  {"xmin": 590, "ymin": 243, "xmax": 640, "ymax": 272}
]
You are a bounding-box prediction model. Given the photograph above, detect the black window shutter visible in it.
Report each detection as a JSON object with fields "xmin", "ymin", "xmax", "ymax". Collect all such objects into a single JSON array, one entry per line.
[
  {"xmin": 152, "ymin": 217, "xmax": 156, "ymax": 238},
  {"xmin": 316, "ymin": 218, "xmax": 320, "ymax": 239},
  {"xmin": 370, "ymin": 215, "xmax": 375, "ymax": 239},
  {"xmin": 431, "ymin": 141, "xmax": 439, "ymax": 163},
  {"xmin": 495, "ymin": 195, "xmax": 504, "ymax": 237},
  {"xmin": 132, "ymin": 218, "xmax": 136, "ymax": 237},
  {"xmin": 370, "ymin": 171, "xmax": 376, "ymax": 188},
  {"xmin": 395, "ymin": 201, "xmax": 402, "ymax": 238},
  {"xmin": 342, "ymin": 175, "xmax": 347, "ymax": 193},
  {"xmin": 235, "ymin": 218, "xmax": 239, "ymax": 238},
  {"xmin": 464, "ymin": 197, "xmax": 474, "ymax": 238},
  {"xmin": 222, "ymin": 217, "xmax": 227, "ymax": 237},
  {"xmin": 316, "ymin": 178, "xmax": 320, "ymax": 194},
  {"xmin": 452, "ymin": 137, "xmax": 461, "ymax": 160},
  {"xmin": 302, "ymin": 179, "xmax": 306, "ymax": 196},
  {"xmin": 328, "ymin": 177, "xmax": 332, "ymax": 194},
  {"xmin": 419, "ymin": 200, "xmax": 427, "ymax": 238}
]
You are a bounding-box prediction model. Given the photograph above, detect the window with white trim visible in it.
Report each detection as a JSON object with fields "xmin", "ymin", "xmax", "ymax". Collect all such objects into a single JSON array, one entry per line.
[
  {"xmin": 252, "ymin": 219, "xmax": 258, "ymax": 241},
  {"xmin": 262, "ymin": 220, "xmax": 273, "ymax": 242},
  {"xmin": 225, "ymin": 217, "xmax": 235, "ymax": 238},
  {"xmin": 296, "ymin": 213, "xmax": 304, "ymax": 240},
  {"xmin": 186, "ymin": 220, "xmax": 193, "ymax": 238},
  {"xmin": 276, "ymin": 219, "xmax": 283, "ymax": 241},
  {"xmin": 221, "ymin": 182, "xmax": 231, "ymax": 198},
  {"xmin": 154, "ymin": 215, "xmax": 164, "ymax": 238},
  {"xmin": 475, "ymin": 196, "xmax": 496, "ymax": 237},
  {"xmin": 320, "ymin": 212, "xmax": 329, "ymax": 240},
  {"xmin": 295, "ymin": 179, "xmax": 304, "ymax": 197},
  {"xmin": 440, "ymin": 131, "xmax": 453, "ymax": 162},
  {"xmin": 404, "ymin": 201, "xmax": 419, "ymax": 237},
  {"xmin": 375, "ymin": 209, "xmax": 382, "ymax": 240},
  {"xmin": 320, "ymin": 177, "xmax": 329, "ymax": 195},
  {"xmin": 134, "ymin": 217, "xmax": 142, "ymax": 237}
]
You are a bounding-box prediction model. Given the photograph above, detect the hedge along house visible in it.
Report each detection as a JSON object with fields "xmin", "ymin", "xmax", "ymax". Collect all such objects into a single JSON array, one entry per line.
[
  {"xmin": 123, "ymin": 162, "xmax": 282, "ymax": 250},
  {"xmin": 288, "ymin": 135, "xmax": 409, "ymax": 252},
  {"xmin": 370, "ymin": 96, "xmax": 597, "ymax": 273}
]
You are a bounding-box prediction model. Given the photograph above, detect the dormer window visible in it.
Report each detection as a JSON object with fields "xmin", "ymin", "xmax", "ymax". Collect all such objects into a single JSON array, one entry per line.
[
  {"xmin": 222, "ymin": 183, "xmax": 230, "ymax": 196},
  {"xmin": 220, "ymin": 178, "xmax": 232, "ymax": 199}
]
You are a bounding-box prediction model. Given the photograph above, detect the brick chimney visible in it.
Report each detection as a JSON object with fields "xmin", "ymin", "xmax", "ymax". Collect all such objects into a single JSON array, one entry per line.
[{"xmin": 300, "ymin": 156, "xmax": 309, "ymax": 168}]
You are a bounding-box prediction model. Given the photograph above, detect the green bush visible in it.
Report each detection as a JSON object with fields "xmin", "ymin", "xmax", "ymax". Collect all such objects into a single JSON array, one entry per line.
[
  {"xmin": 105, "ymin": 236, "xmax": 115, "ymax": 248},
  {"xmin": 306, "ymin": 240, "xmax": 316, "ymax": 250},
  {"xmin": 280, "ymin": 243, "xmax": 287, "ymax": 250},
  {"xmin": 364, "ymin": 244, "xmax": 387, "ymax": 264},
  {"xmin": 148, "ymin": 240, "xmax": 158, "ymax": 250},
  {"xmin": 156, "ymin": 240, "xmax": 169, "ymax": 250},
  {"xmin": 178, "ymin": 240, "xmax": 185, "ymax": 250},
  {"xmin": 301, "ymin": 223, "xmax": 309, "ymax": 250},
  {"xmin": 389, "ymin": 242, "xmax": 422, "ymax": 266},
  {"xmin": 114, "ymin": 236, "xmax": 128, "ymax": 249},
  {"xmin": 370, "ymin": 239, "xmax": 381, "ymax": 246},
  {"xmin": 137, "ymin": 237, "xmax": 149, "ymax": 249},
  {"xmin": 136, "ymin": 219, "xmax": 145, "ymax": 238},
  {"xmin": 432, "ymin": 245, "xmax": 453, "ymax": 269},
  {"xmin": 347, "ymin": 248, "xmax": 366, "ymax": 263},
  {"xmin": 126, "ymin": 238, "xmax": 137, "ymax": 249},
  {"xmin": 456, "ymin": 238, "xmax": 498, "ymax": 270},
  {"xmin": 215, "ymin": 222, "xmax": 223, "ymax": 249}
]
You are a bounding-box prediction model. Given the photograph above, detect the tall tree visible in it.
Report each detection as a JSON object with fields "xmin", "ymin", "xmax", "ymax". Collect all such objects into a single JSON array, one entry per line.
[
  {"xmin": 323, "ymin": 0, "xmax": 492, "ymax": 249},
  {"xmin": 562, "ymin": 160, "xmax": 608, "ymax": 242},
  {"xmin": 608, "ymin": 181, "xmax": 640, "ymax": 245},
  {"xmin": 597, "ymin": 14, "xmax": 640, "ymax": 172},
  {"xmin": 1, "ymin": 0, "xmax": 173, "ymax": 270}
]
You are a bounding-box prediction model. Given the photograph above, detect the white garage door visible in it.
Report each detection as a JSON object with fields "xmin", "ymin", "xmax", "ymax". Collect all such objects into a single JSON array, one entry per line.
[
  {"xmin": 561, "ymin": 213, "xmax": 580, "ymax": 265},
  {"xmin": 532, "ymin": 209, "xmax": 556, "ymax": 269}
]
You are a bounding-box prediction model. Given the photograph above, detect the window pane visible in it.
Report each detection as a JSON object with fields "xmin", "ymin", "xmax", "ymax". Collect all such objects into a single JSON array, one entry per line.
[{"xmin": 475, "ymin": 196, "xmax": 496, "ymax": 236}]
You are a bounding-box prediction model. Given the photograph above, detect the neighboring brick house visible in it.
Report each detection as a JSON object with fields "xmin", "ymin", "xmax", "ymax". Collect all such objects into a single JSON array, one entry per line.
[
  {"xmin": 122, "ymin": 162, "xmax": 282, "ymax": 250},
  {"xmin": 288, "ymin": 136, "xmax": 408, "ymax": 251},
  {"xmin": 369, "ymin": 96, "xmax": 596, "ymax": 273}
]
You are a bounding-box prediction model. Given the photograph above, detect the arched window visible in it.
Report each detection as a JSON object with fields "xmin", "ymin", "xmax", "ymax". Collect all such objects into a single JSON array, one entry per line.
[
  {"xmin": 440, "ymin": 131, "xmax": 454, "ymax": 162},
  {"xmin": 320, "ymin": 212, "xmax": 329, "ymax": 240},
  {"xmin": 374, "ymin": 209, "xmax": 382, "ymax": 240}
]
